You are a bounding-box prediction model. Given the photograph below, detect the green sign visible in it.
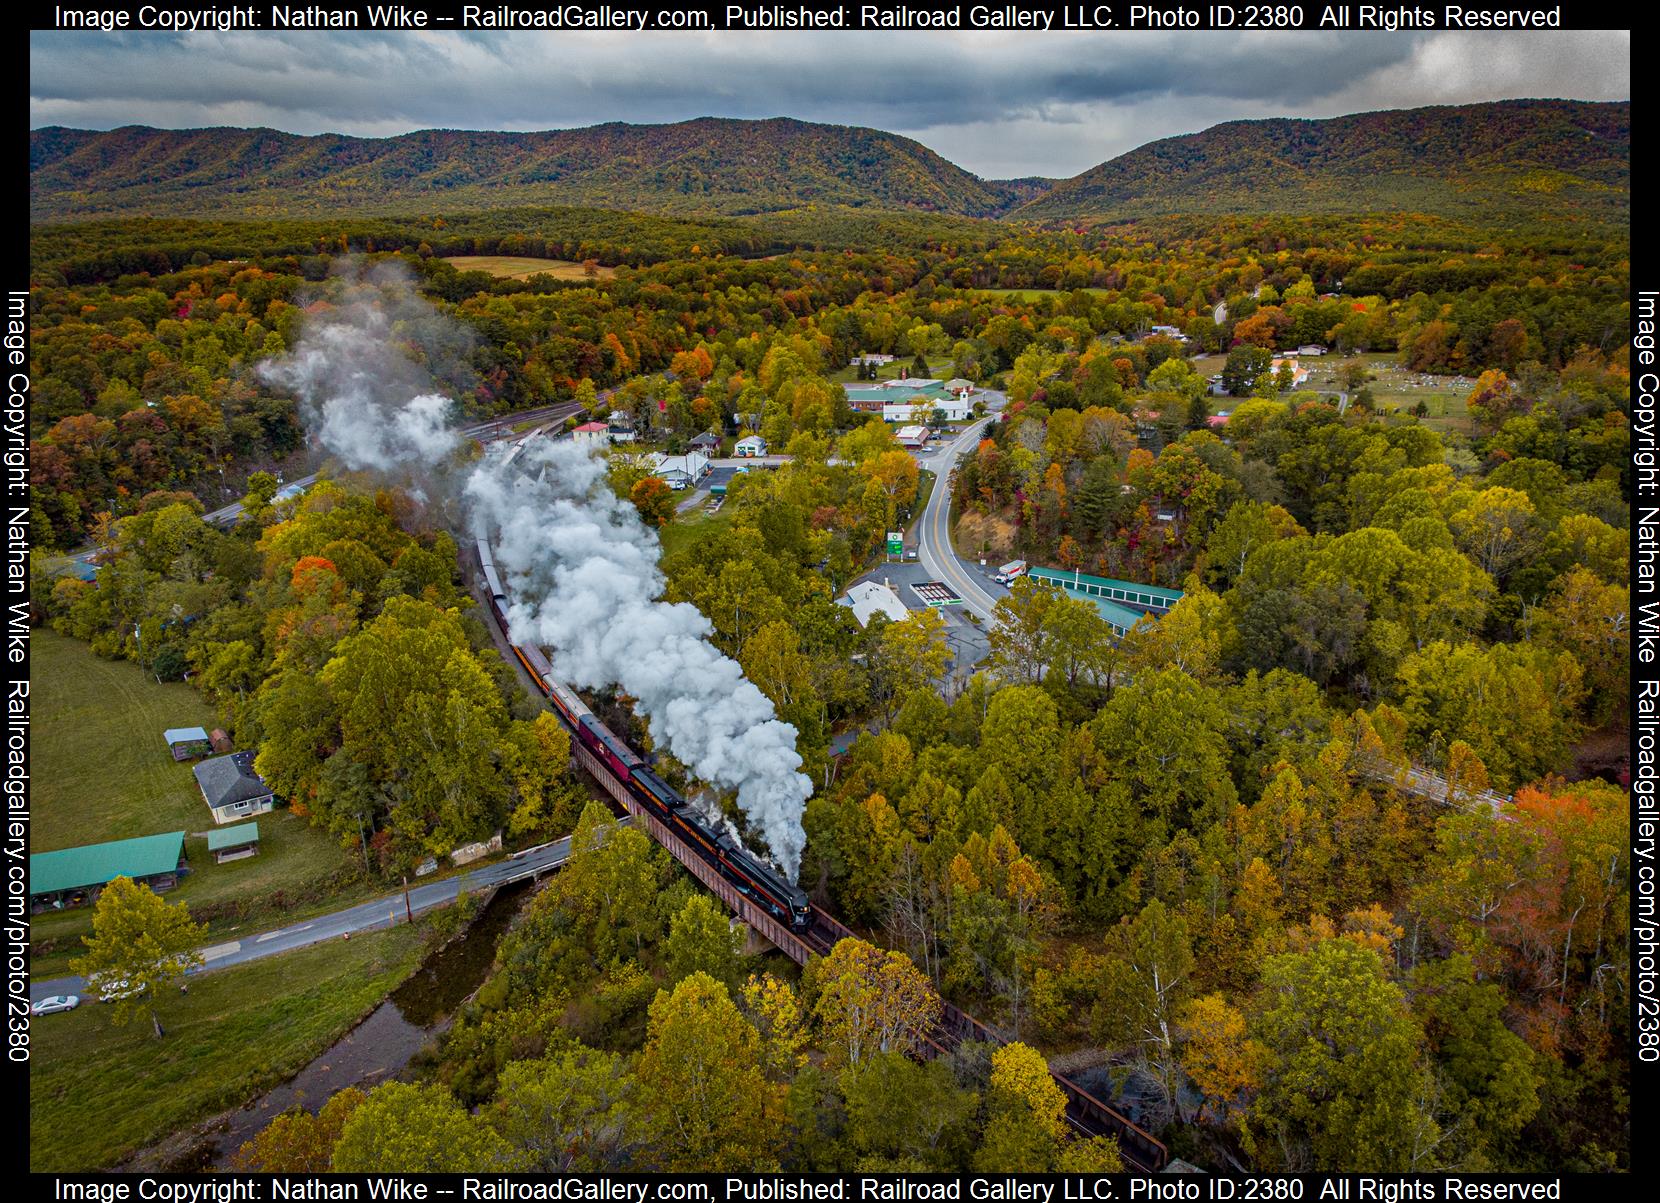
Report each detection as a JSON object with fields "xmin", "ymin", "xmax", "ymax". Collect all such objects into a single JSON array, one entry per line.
[{"xmin": 887, "ymin": 531, "xmax": 904, "ymax": 557}]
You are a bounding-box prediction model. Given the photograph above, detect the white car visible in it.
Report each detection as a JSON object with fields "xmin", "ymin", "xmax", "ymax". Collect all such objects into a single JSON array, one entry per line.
[
  {"xmin": 89, "ymin": 975, "xmax": 146, "ymax": 1002},
  {"xmin": 31, "ymin": 995, "xmax": 79, "ymax": 1016}
]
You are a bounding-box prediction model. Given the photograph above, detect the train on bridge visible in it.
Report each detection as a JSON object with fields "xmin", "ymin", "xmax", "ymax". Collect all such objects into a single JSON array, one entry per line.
[{"xmin": 471, "ymin": 440, "xmax": 1168, "ymax": 1171}]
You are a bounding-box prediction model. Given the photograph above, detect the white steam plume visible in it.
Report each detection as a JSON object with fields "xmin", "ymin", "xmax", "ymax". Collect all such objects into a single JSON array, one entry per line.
[
  {"xmin": 262, "ymin": 260, "xmax": 811, "ymax": 880},
  {"xmin": 466, "ymin": 439, "xmax": 812, "ymax": 880},
  {"xmin": 257, "ymin": 261, "xmax": 473, "ymax": 484}
]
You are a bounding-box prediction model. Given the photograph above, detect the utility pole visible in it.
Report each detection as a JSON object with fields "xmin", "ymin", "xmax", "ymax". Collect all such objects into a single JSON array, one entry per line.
[{"xmin": 402, "ymin": 875, "xmax": 414, "ymax": 924}]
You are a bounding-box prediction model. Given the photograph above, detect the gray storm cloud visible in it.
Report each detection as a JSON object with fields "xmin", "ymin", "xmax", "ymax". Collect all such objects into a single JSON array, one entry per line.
[{"xmin": 260, "ymin": 260, "xmax": 811, "ymax": 879}]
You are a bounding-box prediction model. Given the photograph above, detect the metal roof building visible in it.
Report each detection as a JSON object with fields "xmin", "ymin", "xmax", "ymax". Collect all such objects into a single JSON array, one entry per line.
[
  {"xmin": 1027, "ymin": 568, "xmax": 1184, "ymax": 637},
  {"xmin": 163, "ymin": 727, "xmax": 212, "ymax": 761},
  {"xmin": 838, "ymin": 580, "xmax": 911, "ymax": 628},
  {"xmin": 30, "ymin": 831, "xmax": 188, "ymax": 904}
]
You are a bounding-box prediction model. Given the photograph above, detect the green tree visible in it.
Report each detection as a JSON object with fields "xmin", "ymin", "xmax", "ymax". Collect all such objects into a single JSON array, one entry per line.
[
  {"xmin": 664, "ymin": 892, "xmax": 746, "ymax": 987},
  {"xmin": 633, "ymin": 972, "xmax": 783, "ymax": 1170},
  {"xmin": 841, "ymin": 1051, "xmax": 977, "ymax": 1169},
  {"xmin": 489, "ymin": 1049, "xmax": 636, "ymax": 1171},
  {"xmin": 69, "ymin": 876, "xmax": 205, "ymax": 1038},
  {"xmin": 332, "ymin": 1082, "xmax": 516, "ymax": 1171},
  {"xmin": 1249, "ymin": 938, "xmax": 1440, "ymax": 1171}
]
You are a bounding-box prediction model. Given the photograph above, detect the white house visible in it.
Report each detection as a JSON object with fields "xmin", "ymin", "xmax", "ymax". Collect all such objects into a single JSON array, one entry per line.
[
  {"xmin": 606, "ymin": 410, "xmax": 637, "ymax": 443},
  {"xmin": 838, "ymin": 580, "xmax": 910, "ymax": 628},
  {"xmin": 571, "ymin": 421, "xmax": 610, "ymax": 452},
  {"xmin": 1270, "ymin": 357, "xmax": 1311, "ymax": 387},
  {"xmin": 734, "ymin": 435, "xmax": 768, "ymax": 458},
  {"xmin": 648, "ymin": 450, "xmax": 711, "ymax": 490},
  {"xmin": 895, "ymin": 425, "xmax": 931, "ymax": 448},
  {"xmin": 883, "ymin": 394, "xmax": 971, "ymax": 423}
]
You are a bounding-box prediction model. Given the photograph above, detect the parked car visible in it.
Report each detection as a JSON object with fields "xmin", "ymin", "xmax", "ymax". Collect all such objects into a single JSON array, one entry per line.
[
  {"xmin": 89, "ymin": 975, "xmax": 146, "ymax": 1002},
  {"xmin": 31, "ymin": 995, "xmax": 79, "ymax": 1016}
]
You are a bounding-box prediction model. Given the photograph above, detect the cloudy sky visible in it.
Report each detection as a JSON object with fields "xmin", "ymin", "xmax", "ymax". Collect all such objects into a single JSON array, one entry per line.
[{"xmin": 29, "ymin": 29, "xmax": 1629, "ymax": 179}]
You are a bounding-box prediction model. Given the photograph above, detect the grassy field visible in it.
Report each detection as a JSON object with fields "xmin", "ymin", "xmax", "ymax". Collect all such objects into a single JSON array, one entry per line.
[
  {"xmin": 442, "ymin": 255, "xmax": 616, "ymax": 281},
  {"xmin": 29, "ymin": 923, "xmax": 427, "ymax": 1171},
  {"xmin": 1193, "ymin": 351, "xmax": 1475, "ymax": 433},
  {"xmin": 31, "ymin": 630, "xmax": 372, "ymax": 975},
  {"xmin": 828, "ymin": 356, "xmax": 957, "ymax": 386},
  {"xmin": 658, "ymin": 507, "xmax": 735, "ymax": 559}
]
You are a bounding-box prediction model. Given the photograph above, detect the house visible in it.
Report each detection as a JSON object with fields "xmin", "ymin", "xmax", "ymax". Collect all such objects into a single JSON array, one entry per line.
[
  {"xmin": 572, "ymin": 421, "xmax": 610, "ymax": 451},
  {"xmin": 1297, "ymin": 344, "xmax": 1327, "ymax": 357},
  {"xmin": 942, "ymin": 378, "xmax": 975, "ymax": 397},
  {"xmin": 883, "ymin": 394, "xmax": 970, "ymax": 423},
  {"xmin": 851, "ymin": 353, "xmax": 895, "ymax": 367},
  {"xmin": 606, "ymin": 410, "xmax": 636, "ymax": 444},
  {"xmin": 194, "ymin": 751, "xmax": 277, "ymax": 825},
  {"xmin": 207, "ymin": 822, "xmax": 261, "ymax": 864},
  {"xmin": 1148, "ymin": 325, "xmax": 1185, "ymax": 340},
  {"xmin": 647, "ymin": 450, "xmax": 711, "ymax": 490},
  {"xmin": 838, "ymin": 580, "xmax": 910, "ymax": 628},
  {"xmin": 1270, "ymin": 357, "xmax": 1311, "ymax": 387},
  {"xmin": 895, "ymin": 425, "xmax": 931, "ymax": 448},
  {"xmin": 734, "ymin": 435, "xmax": 768, "ymax": 458},
  {"xmin": 163, "ymin": 727, "xmax": 212, "ymax": 761},
  {"xmin": 30, "ymin": 832, "xmax": 188, "ymax": 910},
  {"xmin": 689, "ymin": 432, "xmax": 722, "ymax": 454}
]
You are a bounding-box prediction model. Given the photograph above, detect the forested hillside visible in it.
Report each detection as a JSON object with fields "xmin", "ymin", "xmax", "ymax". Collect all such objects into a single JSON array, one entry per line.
[
  {"xmin": 1017, "ymin": 100, "xmax": 1629, "ymax": 222},
  {"xmin": 29, "ymin": 117, "xmax": 1032, "ymax": 221}
]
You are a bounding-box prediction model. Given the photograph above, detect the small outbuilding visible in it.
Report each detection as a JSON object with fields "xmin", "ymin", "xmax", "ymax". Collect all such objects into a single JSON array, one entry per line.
[
  {"xmin": 207, "ymin": 822, "xmax": 261, "ymax": 864},
  {"xmin": 30, "ymin": 831, "xmax": 188, "ymax": 910},
  {"xmin": 209, "ymin": 728, "xmax": 233, "ymax": 754},
  {"xmin": 194, "ymin": 751, "xmax": 277, "ymax": 825},
  {"xmin": 734, "ymin": 435, "xmax": 767, "ymax": 458},
  {"xmin": 163, "ymin": 727, "xmax": 212, "ymax": 761}
]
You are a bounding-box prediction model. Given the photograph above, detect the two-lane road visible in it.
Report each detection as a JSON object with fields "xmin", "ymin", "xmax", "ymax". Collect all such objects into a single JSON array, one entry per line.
[
  {"xmin": 916, "ymin": 418, "xmax": 1004, "ymax": 624},
  {"xmin": 28, "ymin": 834, "xmax": 583, "ymax": 1004}
]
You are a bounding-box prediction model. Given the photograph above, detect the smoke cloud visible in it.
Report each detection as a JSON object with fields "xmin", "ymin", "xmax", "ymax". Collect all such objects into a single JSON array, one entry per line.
[
  {"xmin": 467, "ymin": 440, "xmax": 812, "ymax": 879},
  {"xmin": 263, "ymin": 260, "xmax": 812, "ymax": 879},
  {"xmin": 257, "ymin": 260, "xmax": 475, "ymax": 484}
]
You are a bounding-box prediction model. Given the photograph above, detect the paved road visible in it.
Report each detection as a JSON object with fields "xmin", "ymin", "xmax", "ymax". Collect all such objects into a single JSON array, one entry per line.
[
  {"xmin": 915, "ymin": 417, "xmax": 1005, "ymax": 624},
  {"xmin": 28, "ymin": 835, "xmax": 581, "ymax": 1005}
]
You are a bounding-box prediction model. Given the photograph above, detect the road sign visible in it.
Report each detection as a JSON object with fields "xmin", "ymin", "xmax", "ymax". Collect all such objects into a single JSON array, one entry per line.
[{"xmin": 887, "ymin": 531, "xmax": 903, "ymax": 557}]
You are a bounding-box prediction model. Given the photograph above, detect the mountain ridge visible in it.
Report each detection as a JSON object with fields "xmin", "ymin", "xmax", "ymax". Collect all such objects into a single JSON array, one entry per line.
[{"xmin": 30, "ymin": 100, "xmax": 1629, "ymax": 225}]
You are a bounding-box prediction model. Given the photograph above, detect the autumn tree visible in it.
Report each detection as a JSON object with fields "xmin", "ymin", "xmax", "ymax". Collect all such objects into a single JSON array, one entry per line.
[
  {"xmin": 234, "ymin": 1089, "xmax": 367, "ymax": 1172},
  {"xmin": 975, "ymin": 1042, "xmax": 1067, "ymax": 1171},
  {"xmin": 630, "ymin": 475, "xmax": 678, "ymax": 528},
  {"xmin": 69, "ymin": 876, "xmax": 205, "ymax": 1038},
  {"xmin": 811, "ymin": 937, "xmax": 941, "ymax": 1068}
]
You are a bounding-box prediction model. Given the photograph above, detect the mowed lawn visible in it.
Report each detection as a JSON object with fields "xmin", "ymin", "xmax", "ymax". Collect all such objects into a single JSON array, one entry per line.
[
  {"xmin": 442, "ymin": 255, "xmax": 616, "ymax": 281},
  {"xmin": 31, "ymin": 630, "xmax": 368, "ymax": 974},
  {"xmin": 29, "ymin": 923, "xmax": 427, "ymax": 1172}
]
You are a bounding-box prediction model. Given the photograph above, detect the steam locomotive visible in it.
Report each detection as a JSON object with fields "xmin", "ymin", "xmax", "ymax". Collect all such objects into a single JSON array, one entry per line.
[{"xmin": 476, "ymin": 535, "xmax": 811, "ymax": 930}]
